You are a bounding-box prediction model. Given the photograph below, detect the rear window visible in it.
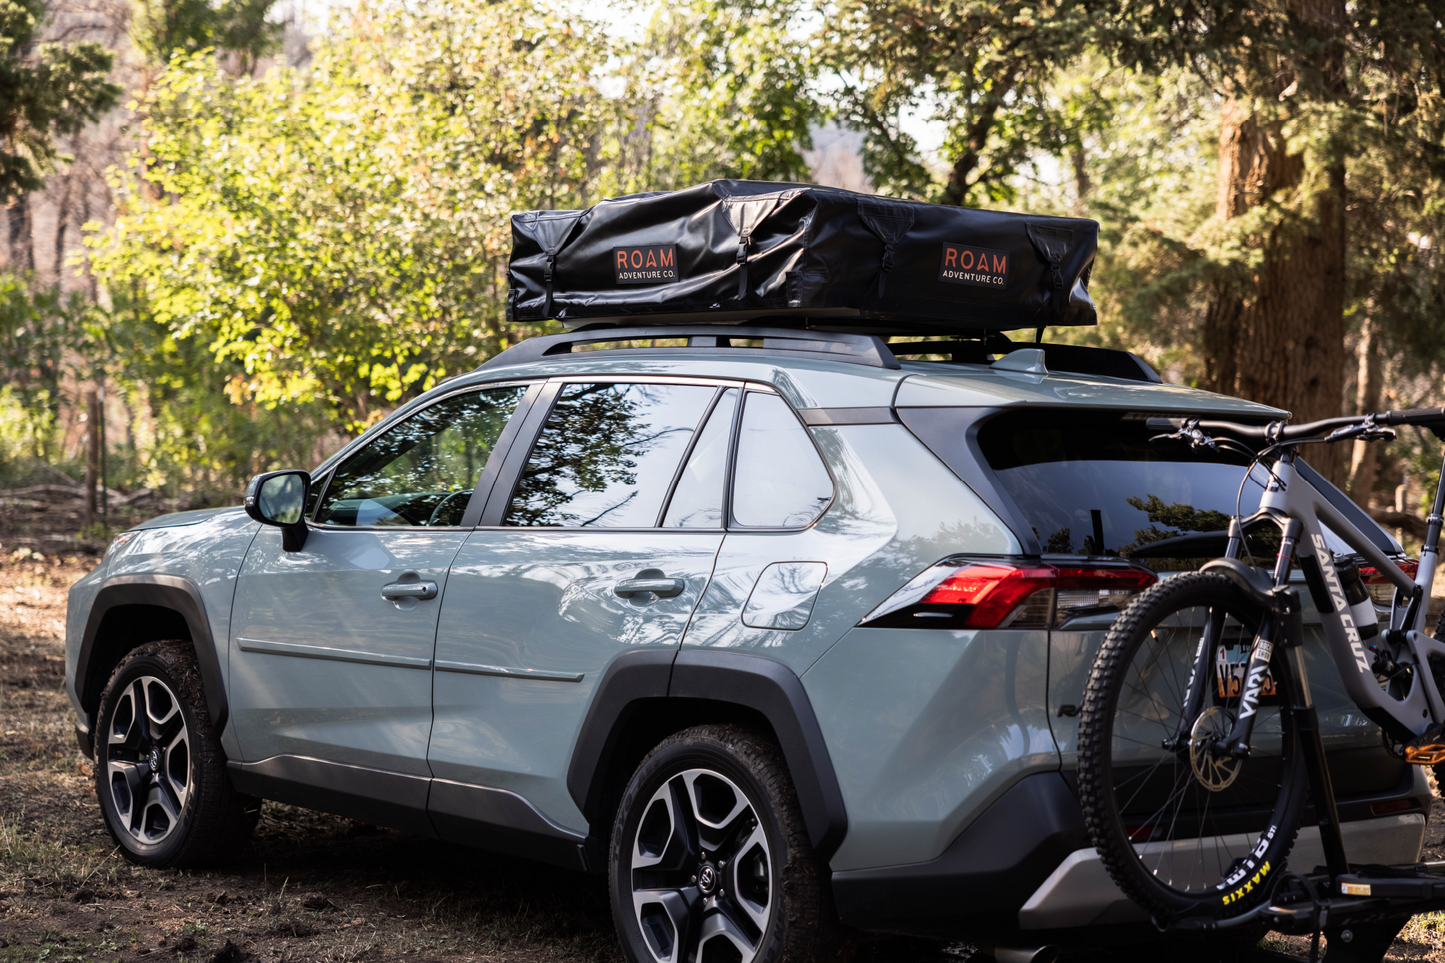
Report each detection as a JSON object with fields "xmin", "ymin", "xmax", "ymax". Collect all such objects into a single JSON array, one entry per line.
[{"xmin": 977, "ymin": 410, "xmax": 1268, "ymax": 561}]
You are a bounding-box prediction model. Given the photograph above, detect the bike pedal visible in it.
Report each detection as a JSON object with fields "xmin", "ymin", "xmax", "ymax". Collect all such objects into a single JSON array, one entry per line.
[{"xmin": 1404, "ymin": 743, "xmax": 1445, "ymax": 765}]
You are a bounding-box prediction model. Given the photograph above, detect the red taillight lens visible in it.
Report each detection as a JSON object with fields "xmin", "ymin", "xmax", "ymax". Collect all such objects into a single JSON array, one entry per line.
[
  {"xmin": 920, "ymin": 564, "xmax": 1056, "ymax": 627},
  {"xmin": 861, "ymin": 559, "xmax": 1157, "ymax": 630},
  {"xmin": 1359, "ymin": 560, "xmax": 1419, "ymax": 608}
]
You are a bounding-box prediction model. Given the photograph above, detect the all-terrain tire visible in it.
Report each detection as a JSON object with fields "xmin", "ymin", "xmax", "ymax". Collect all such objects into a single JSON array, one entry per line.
[
  {"xmin": 93, "ymin": 640, "xmax": 258, "ymax": 867},
  {"xmin": 609, "ymin": 724, "xmax": 844, "ymax": 963},
  {"xmin": 1077, "ymin": 571, "xmax": 1306, "ymax": 920}
]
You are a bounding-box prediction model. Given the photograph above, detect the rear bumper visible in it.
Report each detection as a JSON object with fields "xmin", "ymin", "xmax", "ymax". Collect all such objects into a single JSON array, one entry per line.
[{"xmin": 831, "ymin": 767, "xmax": 1431, "ymax": 942}]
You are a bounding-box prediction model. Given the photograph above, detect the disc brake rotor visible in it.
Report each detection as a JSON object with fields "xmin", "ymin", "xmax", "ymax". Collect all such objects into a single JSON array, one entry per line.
[{"xmin": 1188, "ymin": 706, "xmax": 1242, "ymax": 792}]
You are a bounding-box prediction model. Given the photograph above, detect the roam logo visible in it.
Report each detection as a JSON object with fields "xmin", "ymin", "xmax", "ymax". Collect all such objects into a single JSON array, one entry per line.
[
  {"xmin": 614, "ymin": 244, "xmax": 678, "ymax": 285},
  {"xmin": 938, "ymin": 243, "xmax": 1009, "ymax": 288}
]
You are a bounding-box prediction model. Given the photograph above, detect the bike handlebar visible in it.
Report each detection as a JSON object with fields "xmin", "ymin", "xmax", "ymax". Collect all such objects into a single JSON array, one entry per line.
[
  {"xmin": 1379, "ymin": 407, "xmax": 1445, "ymax": 427},
  {"xmin": 1147, "ymin": 407, "xmax": 1445, "ymax": 450}
]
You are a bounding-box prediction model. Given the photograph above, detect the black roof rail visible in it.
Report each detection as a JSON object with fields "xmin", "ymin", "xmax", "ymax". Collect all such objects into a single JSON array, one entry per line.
[
  {"xmin": 886, "ymin": 334, "xmax": 1162, "ymax": 383},
  {"xmin": 477, "ymin": 325, "xmax": 902, "ymax": 371}
]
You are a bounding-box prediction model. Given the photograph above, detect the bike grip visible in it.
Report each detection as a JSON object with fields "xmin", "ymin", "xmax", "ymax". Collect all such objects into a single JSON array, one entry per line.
[
  {"xmin": 1145, "ymin": 417, "xmax": 1184, "ymax": 431},
  {"xmin": 1381, "ymin": 407, "xmax": 1445, "ymax": 426}
]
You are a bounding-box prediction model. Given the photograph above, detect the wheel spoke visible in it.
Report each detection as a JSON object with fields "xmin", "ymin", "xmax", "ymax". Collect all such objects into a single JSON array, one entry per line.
[
  {"xmin": 727, "ymin": 822, "xmax": 771, "ymax": 932},
  {"xmin": 109, "ymin": 685, "xmax": 140, "ymax": 746},
  {"xmin": 107, "ymin": 759, "xmax": 144, "ymax": 828},
  {"xmin": 631, "ymin": 887, "xmax": 694, "ymax": 963},
  {"xmin": 698, "ymin": 904, "xmax": 761, "ymax": 963}
]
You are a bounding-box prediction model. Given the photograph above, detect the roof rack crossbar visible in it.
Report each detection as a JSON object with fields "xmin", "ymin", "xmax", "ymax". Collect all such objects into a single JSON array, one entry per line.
[{"xmin": 478, "ymin": 325, "xmax": 902, "ymax": 371}]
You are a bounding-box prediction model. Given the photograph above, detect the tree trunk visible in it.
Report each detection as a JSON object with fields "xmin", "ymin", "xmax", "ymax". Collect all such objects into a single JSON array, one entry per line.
[
  {"xmin": 7, "ymin": 196, "xmax": 32, "ymax": 270},
  {"xmin": 1349, "ymin": 313, "xmax": 1383, "ymax": 503},
  {"xmin": 85, "ymin": 388, "xmax": 100, "ymax": 524},
  {"xmin": 1203, "ymin": 98, "xmax": 1348, "ymax": 485}
]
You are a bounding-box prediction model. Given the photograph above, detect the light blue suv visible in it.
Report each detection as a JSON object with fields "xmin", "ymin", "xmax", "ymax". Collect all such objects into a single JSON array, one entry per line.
[{"xmin": 66, "ymin": 325, "xmax": 1430, "ymax": 961}]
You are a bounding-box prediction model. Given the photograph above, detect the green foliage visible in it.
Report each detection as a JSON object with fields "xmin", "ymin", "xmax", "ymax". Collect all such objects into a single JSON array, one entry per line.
[
  {"xmin": 622, "ymin": 0, "xmax": 820, "ymax": 189},
  {"xmin": 0, "ymin": 274, "xmax": 100, "ymax": 461},
  {"xmin": 92, "ymin": 0, "xmax": 613, "ymax": 433},
  {"xmin": 130, "ymin": 0, "xmax": 281, "ymax": 69},
  {"xmin": 822, "ymin": 0, "xmax": 1104, "ymax": 203},
  {"xmin": 0, "ymin": 0, "xmax": 119, "ymax": 203}
]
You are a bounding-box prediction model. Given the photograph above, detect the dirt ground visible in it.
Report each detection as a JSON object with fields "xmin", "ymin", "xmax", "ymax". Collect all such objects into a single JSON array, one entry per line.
[{"xmin": 5, "ymin": 532, "xmax": 1445, "ymax": 961}]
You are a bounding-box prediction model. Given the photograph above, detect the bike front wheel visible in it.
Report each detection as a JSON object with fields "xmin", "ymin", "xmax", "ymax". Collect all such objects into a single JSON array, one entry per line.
[{"xmin": 1077, "ymin": 571, "xmax": 1306, "ymax": 920}]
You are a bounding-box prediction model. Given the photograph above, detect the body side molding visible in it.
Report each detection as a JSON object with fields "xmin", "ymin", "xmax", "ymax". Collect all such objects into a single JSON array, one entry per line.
[
  {"xmin": 77, "ymin": 574, "xmax": 230, "ymax": 742},
  {"xmin": 669, "ymin": 650, "xmax": 848, "ymax": 860},
  {"xmin": 429, "ymin": 779, "xmax": 589, "ymax": 871},
  {"xmin": 227, "ymin": 755, "xmax": 436, "ymax": 838}
]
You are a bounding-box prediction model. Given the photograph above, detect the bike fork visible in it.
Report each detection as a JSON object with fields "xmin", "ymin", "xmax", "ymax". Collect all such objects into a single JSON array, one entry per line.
[{"xmin": 1220, "ymin": 519, "xmax": 1351, "ymax": 879}]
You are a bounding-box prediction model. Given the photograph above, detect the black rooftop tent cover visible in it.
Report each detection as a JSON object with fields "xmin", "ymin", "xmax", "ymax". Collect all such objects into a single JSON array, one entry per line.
[{"xmin": 506, "ymin": 180, "xmax": 1099, "ymax": 333}]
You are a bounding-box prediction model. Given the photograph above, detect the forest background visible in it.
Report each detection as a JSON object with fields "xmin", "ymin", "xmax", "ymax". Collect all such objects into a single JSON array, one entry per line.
[{"xmin": 2, "ymin": 0, "xmax": 1444, "ymax": 540}]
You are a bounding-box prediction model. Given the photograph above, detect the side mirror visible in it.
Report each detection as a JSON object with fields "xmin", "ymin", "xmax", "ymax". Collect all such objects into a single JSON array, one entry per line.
[{"xmin": 244, "ymin": 470, "xmax": 312, "ymax": 552}]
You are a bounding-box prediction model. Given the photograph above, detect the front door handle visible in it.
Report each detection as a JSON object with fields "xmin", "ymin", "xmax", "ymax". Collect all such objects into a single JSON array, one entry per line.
[
  {"xmin": 381, "ymin": 580, "xmax": 438, "ymax": 601},
  {"xmin": 615, "ymin": 573, "xmax": 685, "ymax": 599}
]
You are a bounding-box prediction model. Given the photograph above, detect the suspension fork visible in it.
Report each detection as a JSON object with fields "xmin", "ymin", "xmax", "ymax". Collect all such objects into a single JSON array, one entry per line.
[{"xmin": 1165, "ymin": 513, "xmax": 1268, "ymax": 753}]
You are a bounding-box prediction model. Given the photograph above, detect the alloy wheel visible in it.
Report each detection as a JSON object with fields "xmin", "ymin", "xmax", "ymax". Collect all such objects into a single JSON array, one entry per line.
[
  {"xmin": 103, "ymin": 675, "xmax": 192, "ymax": 846},
  {"xmin": 630, "ymin": 768, "xmax": 773, "ymax": 963}
]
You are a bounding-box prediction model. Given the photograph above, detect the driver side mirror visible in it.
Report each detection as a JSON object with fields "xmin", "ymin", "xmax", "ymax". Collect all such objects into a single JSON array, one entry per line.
[{"xmin": 244, "ymin": 470, "xmax": 312, "ymax": 552}]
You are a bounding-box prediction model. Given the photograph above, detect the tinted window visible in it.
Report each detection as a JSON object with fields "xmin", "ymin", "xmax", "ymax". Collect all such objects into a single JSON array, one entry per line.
[
  {"xmin": 732, "ymin": 392, "xmax": 832, "ymax": 527},
  {"xmin": 505, "ymin": 382, "xmax": 716, "ymax": 527},
  {"xmin": 977, "ymin": 410, "xmax": 1269, "ymax": 558},
  {"xmin": 316, "ymin": 386, "xmax": 526, "ymax": 527},
  {"xmin": 663, "ymin": 388, "xmax": 738, "ymax": 528}
]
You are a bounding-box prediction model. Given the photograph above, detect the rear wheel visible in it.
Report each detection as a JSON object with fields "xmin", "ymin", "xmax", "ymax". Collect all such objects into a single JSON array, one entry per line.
[
  {"xmin": 1077, "ymin": 571, "xmax": 1306, "ymax": 920},
  {"xmin": 609, "ymin": 724, "xmax": 837, "ymax": 963}
]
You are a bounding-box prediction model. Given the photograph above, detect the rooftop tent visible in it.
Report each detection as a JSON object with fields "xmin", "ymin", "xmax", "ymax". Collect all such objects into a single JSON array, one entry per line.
[{"xmin": 506, "ymin": 180, "xmax": 1098, "ymax": 333}]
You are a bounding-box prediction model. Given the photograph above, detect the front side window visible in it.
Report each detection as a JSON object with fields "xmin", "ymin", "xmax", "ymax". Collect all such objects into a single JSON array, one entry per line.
[
  {"xmin": 731, "ymin": 392, "xmax": 833, "ymax": 527},
  {"xmin": 504, "ymin": 382, "xmax": 716, "ymax": 527},
  {"xmin": 316, "ymin": 385, "xmax": 527, "ymax": 527}
]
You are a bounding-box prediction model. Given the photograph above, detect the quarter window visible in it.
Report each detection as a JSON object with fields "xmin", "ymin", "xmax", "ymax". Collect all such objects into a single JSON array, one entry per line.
[
  {"xmin": 662, "ymin": 388, "xmax": 739, "ymax": 528},
  {"xmin": 731, "ymin": 392, "xmax": 832, "ymax": 527},
  {"xmin": 316, "ymin": 385, "xmax": 527, "ymax": 527},
  {"xmin": 504, "ymin": 382, "xmax": 716, "ymax": 528}
]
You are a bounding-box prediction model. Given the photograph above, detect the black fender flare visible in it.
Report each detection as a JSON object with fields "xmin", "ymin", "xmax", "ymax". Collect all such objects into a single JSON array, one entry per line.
[
  {"xmin": 77, "ymin": 574, "xmax": 229, "ymax": 740},
  {"xmin": 567, "ymin": 647, "xmax": 848, "ymax": 861}
]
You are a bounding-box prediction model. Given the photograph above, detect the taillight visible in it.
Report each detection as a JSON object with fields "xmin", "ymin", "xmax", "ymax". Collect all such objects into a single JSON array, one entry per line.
[
  {"xmin": 1360, "ymin": 559, "xmax": 1419, "ymax": 608},
  {"xmin": 858, "ymin": 558, "xmax": 1157, "ymax": 630}
]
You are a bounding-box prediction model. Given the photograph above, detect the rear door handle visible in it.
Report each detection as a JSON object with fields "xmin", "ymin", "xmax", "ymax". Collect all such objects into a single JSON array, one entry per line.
[
  {"xmin": 615, "ymin": 577, "xmax": 685, "ymax": 599},
  {"xmin": 381, "ymin": 580, "xmax": 438, "ymax": 601}
]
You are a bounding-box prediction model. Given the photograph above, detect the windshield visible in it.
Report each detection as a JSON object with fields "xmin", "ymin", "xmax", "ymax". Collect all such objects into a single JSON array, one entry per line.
[{"xmin": 977, "ymin": 409, "xmax": 1277, "ymax": 562}]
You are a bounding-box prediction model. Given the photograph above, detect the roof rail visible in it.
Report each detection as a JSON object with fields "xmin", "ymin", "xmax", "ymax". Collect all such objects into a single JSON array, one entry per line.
[
  {"xmin": 887, "ymin": 335, "xmax": 1161, "ymax": 383},
  {"xmin": 477, "ymin": 325, "xmax": 902, "ymax": 371}
]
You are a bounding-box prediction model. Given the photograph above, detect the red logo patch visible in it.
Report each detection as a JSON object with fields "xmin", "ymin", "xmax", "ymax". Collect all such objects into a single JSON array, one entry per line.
[
  {"xmin": 939, "ymin": 243, "xmax": 1008, "ymax": 288},
  {"xmin": 613, "ymin": 245, "xmax": 679, "ymax": 285}
]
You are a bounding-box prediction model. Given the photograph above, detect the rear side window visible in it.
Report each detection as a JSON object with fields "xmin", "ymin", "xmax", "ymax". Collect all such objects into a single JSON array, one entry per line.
[
  {"xmin": 505, "ymin": 382, "xmax": 715, "ymax": 527},
  {"xmin": 731, "ymin": 392, "xmax": 833, "ymax": 527},
  {"xmin": 976, "ymin": 410, "xmax": 1264, "ymax": 558}
]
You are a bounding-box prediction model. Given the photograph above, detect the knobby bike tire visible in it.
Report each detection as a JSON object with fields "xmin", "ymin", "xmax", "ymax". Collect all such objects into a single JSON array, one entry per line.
[{"xmin": 1077, "ymin": 571, "xmax": 1306, "ymax": 920}]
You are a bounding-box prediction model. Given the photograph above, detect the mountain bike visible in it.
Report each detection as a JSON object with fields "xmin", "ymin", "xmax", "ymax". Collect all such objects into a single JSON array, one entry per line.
[{"xmin": 1076, "ymin": 407, "xmax": 1445, "ymax": 950}]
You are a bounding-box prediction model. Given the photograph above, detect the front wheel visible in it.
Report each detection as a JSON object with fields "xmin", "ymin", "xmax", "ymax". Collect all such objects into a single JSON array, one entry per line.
[
  {"xmin": 1077, "ymin": 571, "xmax": 1306, "ymax": 920},
  {"xmin": 609, "ymin": 724, "xmax": 838, "ymax": 963},
  {"xmin": 94, "ymin": 641, "xmax": 258, "ymax": 866}
]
